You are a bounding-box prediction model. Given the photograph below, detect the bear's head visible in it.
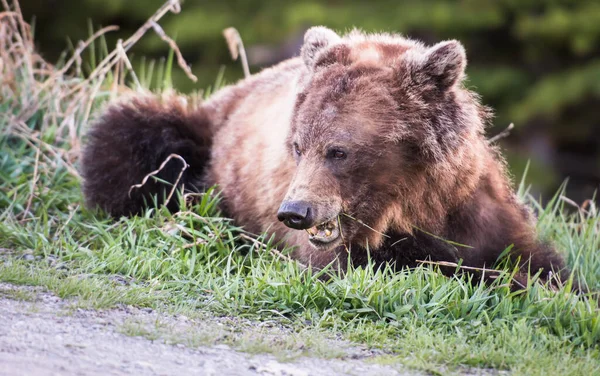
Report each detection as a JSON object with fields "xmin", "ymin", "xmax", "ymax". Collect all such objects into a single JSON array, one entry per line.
[{"xmin": 277, "ymin": 27, "xmax": 488, "ymax": 252}]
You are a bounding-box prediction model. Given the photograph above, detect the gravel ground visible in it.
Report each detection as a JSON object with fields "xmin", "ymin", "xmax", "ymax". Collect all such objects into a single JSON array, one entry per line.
[{"xmin": 0, "ymin": 283, "xmax": 419, "ymax": 376}]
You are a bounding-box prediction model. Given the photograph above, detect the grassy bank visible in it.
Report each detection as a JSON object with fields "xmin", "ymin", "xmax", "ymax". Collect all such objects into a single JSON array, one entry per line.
[{"xmin": 1, "ymin": 1, "xmax": 599, "ymax": 375}]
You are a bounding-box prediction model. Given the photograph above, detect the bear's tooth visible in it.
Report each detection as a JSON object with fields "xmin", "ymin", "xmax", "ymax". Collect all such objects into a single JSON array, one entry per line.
[{"xmin": 325, "ymin": 229, "xmax": 332, "ymax": 237}]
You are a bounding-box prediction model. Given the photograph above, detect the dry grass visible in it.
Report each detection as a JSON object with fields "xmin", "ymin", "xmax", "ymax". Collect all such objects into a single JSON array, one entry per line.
[
  {"xmin": 0, "ymin": 0, "xmax": 192, "ymax": 148},
  {"xmin": 0, "ymin": 0, "xmax": 197, "ymax": 222}
]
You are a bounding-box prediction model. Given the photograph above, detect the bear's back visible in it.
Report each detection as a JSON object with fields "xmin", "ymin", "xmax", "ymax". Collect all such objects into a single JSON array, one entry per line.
[{"xmin": 206, "ymin": 59, "xmax": 304, "ymax": 237}]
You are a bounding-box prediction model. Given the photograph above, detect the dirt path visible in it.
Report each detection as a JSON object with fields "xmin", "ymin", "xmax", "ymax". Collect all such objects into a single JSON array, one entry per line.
[{"xmin": 0, "ymin": 283, "xmax": 417, "ymax": 376}]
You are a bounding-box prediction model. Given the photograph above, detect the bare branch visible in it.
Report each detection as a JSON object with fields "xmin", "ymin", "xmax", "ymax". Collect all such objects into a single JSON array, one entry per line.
[
  {"xmin": 150, "ymin": 21, "xmax": 197, "ymax": 82},
  {"xmin": 128, "ymin": 153, "xmax": 189, "ymax": 210},
  {"xmin": 223, "ymin": 27, "xmax": 250, "ymax": 78},
  {"xmin": 488, "ymin": 123, "xmax": 514, "ymax": 143},
  {"xmin": 417, "ymin": 260, "xmax": 504, "ymax": 274},
  {"xmin": 116, "ymin": 38, "xmax": 143, "ymax": 90}
]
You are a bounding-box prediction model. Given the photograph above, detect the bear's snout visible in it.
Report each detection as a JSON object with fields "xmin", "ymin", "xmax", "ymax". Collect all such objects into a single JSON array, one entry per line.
[{"xmin": 277, "ymin": 200, "xmax": 315, "ymax": 230}]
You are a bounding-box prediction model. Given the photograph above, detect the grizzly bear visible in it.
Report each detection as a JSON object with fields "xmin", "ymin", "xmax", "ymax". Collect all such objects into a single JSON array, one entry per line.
[{"xmin": 81, "ymin": 27, "xmax": 571, "ymax": 288}]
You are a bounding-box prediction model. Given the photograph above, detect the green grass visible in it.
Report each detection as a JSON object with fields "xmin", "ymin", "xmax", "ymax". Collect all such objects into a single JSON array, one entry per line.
[
  {"xmin": 0, "ymin": 284, "xmax": 37, "ymax": 302},
  {"xmin": 1, "ymin": 7, "xmax": 600, "ymax": 376}
]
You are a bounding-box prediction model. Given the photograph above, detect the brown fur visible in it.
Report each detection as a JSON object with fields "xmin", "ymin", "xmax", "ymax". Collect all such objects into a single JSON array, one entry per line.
[{"xmin": 81, "ymin": 28, "xmax": 571, "ymax": 288}]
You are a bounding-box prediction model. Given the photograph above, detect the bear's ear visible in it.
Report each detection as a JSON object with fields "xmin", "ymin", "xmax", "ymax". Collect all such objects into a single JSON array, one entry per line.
[
  {"xmin": 301, "ymin": 26, "xmax": 341, "ymax": 68},
  {"xmin": 417, "ymin": 40, "xmax": 466, "ymax": 90}
]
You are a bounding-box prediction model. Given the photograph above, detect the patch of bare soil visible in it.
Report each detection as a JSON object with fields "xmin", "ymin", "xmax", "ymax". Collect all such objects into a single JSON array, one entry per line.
[{"xmin": 0, "ymin": 283, "xmax": 417, "ymax": 376}]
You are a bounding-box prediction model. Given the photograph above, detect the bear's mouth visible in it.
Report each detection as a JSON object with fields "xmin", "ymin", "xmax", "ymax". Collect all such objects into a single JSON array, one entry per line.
[{"xmin": 306, "ymin": 217, "xmax": 341, "ymax": 248}]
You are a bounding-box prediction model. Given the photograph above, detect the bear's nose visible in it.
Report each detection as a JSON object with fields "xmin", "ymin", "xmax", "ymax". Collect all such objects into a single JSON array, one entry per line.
[{"xmin": 277, "ymin": 201, "xmax": 314, "ymax": 230}]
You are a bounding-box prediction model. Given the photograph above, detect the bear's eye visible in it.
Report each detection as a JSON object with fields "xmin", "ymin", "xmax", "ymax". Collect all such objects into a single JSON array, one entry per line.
[
  {"xmin": 327, "ymin": 148, "xmax": 347, "ymax": 160},
  {"xmin": 293, "ymin": 142, "xmax": 301, "ymax": 156}
]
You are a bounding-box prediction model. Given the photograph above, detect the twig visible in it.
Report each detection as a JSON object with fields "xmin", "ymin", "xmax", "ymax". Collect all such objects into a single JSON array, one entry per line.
[
  {"xmin": 182, "ymin": 192, "xmax": 206, "ymax": 206},
  {"xmin": 341, "ymin": 213, "xmax": 391, "ymax": 238},
  {"xmin": 128, "ymin": 154, "xmax": 189, "ymax": 209},
  {"xmin": 223, "ymin": 27, "xmax": 250, "ymax": 78},
  {"xmin": 150, "ymin": 21, "xmax": 197, "ymax": 82},
  {"xmin": 389, "ymin": 237, "xmax": 407, "ymax": 247},
  {"xmin": 50, "ymin": 25, "xmax": 119, "ymax": 81},
  {"xmin": 0, "ymin": 0, "xmax": 32, "ymax": 81},
  {"xmin": 54, "ymin": 204, "xmax": 80, "ymax": 239},
  {"xmin": 172, "ymin": 210, "xmax": 230, "ymax": 224},
  {"xmin": 560, "ymin": 195, "xmax": 582, "ymax": 211},
  {"xmin": 12, "ymin": 122, "xmax": 81, "ymax": 178},
  {"xmin": 488, "ymin": 123, "xmax": 514, "ymax": 143},
  {"xmin": 0, "ymin": 11, "xmax": 19, "ymax": 21},
  {"xmin": 116, "ymin": 38, "xmax": 142, "ymax": 90},
  {"xmin": 165, "ymin": 165, "xmax": 187, "ymax": 206},
  {"xmin": 82, "ymin": 69, "xmax": 109, "ymax": 129},
  {"xmin": 7, "ymin": 0, "xmax": 27, "ymax": 42},
  {"xmin": 336, "ymin": 214, "xmax": 345, "ymax": 243},
  {"xmin": 179, "ymin": 237, "xmax": 208, "ymax": 250},
  {"xmin": 413, "ymin": 225, "xmax": 473, "ymax": 248},
  {"xmin": 417, "ymin": 260, "xmax": 504, "ymax": 274},
  {"xmin": 239, "ymin": 233, "xmax": 307, "ymax": 268},
  {"xmin": 580, "ymin": 199, "xmax": 597, "ymax": 217},
  {"xmin": 417, "ymin": 260, "xmax": 527, "ymax": 289},
  {"xmin": 20, "ymin": 145, "xmax": 40, "ymax": 220}
]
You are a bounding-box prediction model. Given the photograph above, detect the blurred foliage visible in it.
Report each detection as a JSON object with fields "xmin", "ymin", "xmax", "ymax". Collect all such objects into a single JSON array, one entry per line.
[{"xmin": 20, "ymin": 0, "xmax": 600, "ymax": 200}]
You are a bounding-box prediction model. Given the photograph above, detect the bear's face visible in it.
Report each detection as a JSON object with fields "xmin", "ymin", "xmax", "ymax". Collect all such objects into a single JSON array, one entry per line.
[{"xmin": 277, "ymin": 27, "xmax": 476, "ymax": 251}]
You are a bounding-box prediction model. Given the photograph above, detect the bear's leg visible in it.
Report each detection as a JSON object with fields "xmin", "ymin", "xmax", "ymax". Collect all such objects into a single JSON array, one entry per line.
[
  {"xmin": 81, "ymin": 95, "xmax": 213, "ymax": 217},
  {"xmin": 448, "ymin": 186, "xmax": 582, "ymax": 292}
]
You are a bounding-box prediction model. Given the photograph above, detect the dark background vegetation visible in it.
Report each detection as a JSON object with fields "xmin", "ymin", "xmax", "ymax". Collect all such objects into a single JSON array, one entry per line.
[{"xmin": 20, "ymin": 0, "xmax": 600, "ymax": 202}]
